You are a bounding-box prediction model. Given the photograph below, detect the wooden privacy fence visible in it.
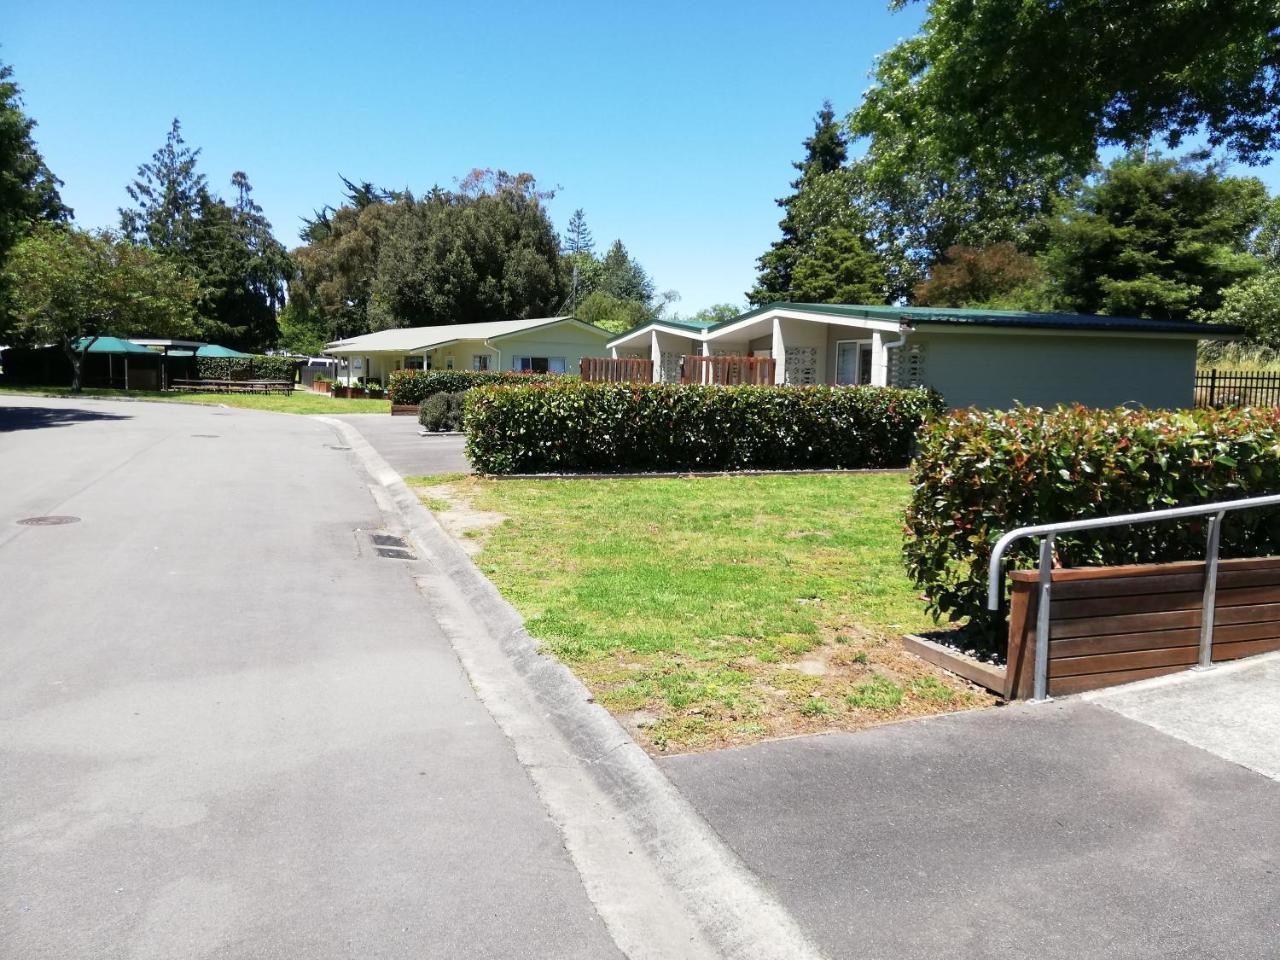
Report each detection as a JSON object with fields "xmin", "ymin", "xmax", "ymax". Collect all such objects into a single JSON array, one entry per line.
[
  {"xmin": 1005, "ymin": 558, "xmax": 1280, "ymax": 698},
  {"xmin": 1196, "ymin": 369, "xmax": 1280, "ymax": 407},
  {"xmin": 680, "ymin": 354, "xmax": 776, "ymax": 385},
  {"xmin": 580, "ymin": 357, "xmax": 653, "ymax": 383}
]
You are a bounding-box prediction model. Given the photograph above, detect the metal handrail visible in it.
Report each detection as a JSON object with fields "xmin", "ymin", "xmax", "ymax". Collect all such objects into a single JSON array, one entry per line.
[{"xmin": 986, "ymin": 491, "xmax": 1280, "ymax": 701}]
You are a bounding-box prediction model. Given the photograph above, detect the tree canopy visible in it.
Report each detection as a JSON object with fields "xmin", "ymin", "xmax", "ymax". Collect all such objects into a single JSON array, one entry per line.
[
  {"xmin": 119, "ymin": 120, "xmax": 290, "ymax": 352},
  {"xmin": 877, "ymin": 0, "xmax": 1280, "ymax": 172},
  {"xmin": 1041, "ymin": 152, "xmax": 1267, "ymax": 320},
  {"xmin": 3, "ymin": 223, "xmax": 199, "ymax": 389},
  {"xmin": 0, "ymin": 60, "xmax": 71, "ymax": 321}
]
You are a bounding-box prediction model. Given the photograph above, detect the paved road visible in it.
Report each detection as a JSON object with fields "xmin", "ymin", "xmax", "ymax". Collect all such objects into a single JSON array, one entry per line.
[
  {"xmin": 0, "ymin": 397, "xmax": 618, "ymax": 959},
  {"xmin": 335, "ymin": 414, "xmax": 469, "ymax": 477},
  {"xmin": 663, "ymin": 688, "xmax": 1280, "ymax": 960}
]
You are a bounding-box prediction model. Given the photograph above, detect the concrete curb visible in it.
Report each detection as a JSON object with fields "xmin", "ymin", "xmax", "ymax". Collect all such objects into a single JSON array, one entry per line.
[{"xmin": 316, "ymin": 416, "xmax": 827, "ymax": 960}]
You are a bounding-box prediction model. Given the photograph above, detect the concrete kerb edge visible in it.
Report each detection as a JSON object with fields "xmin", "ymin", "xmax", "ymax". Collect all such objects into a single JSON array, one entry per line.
[
  {"xmin": 314, "ymin": 416, "xmax": 827, "ymax": 960},
  {"xmin": 1080, "ymin": 648, "xmax": 1280, "ymax": 703}
]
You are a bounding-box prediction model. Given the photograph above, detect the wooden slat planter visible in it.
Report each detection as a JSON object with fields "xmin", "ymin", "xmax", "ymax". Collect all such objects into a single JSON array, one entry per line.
[{"xmin": 1005, "ymin": 557, "xmax": 1280, "ymax": 698}]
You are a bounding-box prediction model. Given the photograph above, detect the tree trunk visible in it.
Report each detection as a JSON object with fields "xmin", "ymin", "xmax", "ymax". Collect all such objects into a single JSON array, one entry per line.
[{"xmin": 64, "ymin": 336, "xmax": 99, "ymax": 394}]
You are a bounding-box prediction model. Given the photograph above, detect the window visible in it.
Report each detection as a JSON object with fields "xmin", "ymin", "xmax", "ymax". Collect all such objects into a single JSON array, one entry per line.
[
  {"xmin": 514, "ymin": 356, "xmax": 566, "ymax": 374},
  {"xmin": 446, "ymin": 357, "xmax": 454, "ymax": 370},
  {"xmin": 405, "ymin": 355, "xmax": 425, "ymax": 370},
  {"xmin": 472, "ymin": 354, "xmax": 490, "ymax": 372}
]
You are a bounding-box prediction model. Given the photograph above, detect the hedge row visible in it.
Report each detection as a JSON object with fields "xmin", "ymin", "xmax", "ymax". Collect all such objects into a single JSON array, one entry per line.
[
  {"xmin": 388, "ymin": 369, "xmax": 563, "ymax": 405},
  {"xmin": 464, "ymin": 382, "xmax": 943, "ymax": 474},
  {"xmin": 196, "ymin": 355, "xmax": 301, "ymax": 382},
  {"xmin": 904, "ymin": 404, "xmax": 1280, "ymax": 629}
]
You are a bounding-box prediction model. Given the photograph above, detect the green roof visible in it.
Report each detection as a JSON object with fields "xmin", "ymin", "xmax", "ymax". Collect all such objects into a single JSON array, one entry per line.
[
  {"xmin": 73, "ymin": 336, "xmax": 156, "ymax": 354},
  {"xmin": 707, "ymin": 302, "xmax": 1241, "ymax": 336},
  {"xmin": 195, "ymin": 344, "xmax": 252, "ymax": 358}
]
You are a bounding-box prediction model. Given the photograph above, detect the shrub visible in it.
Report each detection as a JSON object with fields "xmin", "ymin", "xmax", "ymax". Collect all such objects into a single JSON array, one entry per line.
[
  {"xmin": 389, "ymin": 369, "xmax": 564, "ymax": 406},
  {"xmin": 904, "ymin": 404, "xmax": 1280, "ymax": 629},
  {"xmin": 463, "ymin": 381, "xmax": 943, "ymax": 474},
  {"xmin": 195, "ymin": 355, "xmax": 301, "ymax": 382},
  {"xmin": 419, "ymin": 393, "xmax": 450, "ymax": 431},
  {"xmin": 418, "ymin": 392, "xmax": 467, "ymax": 431}
]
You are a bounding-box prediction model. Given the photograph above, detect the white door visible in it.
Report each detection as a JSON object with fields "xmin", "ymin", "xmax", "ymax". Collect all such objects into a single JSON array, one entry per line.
[{"xmin": 836, "ymin": 341, "xmax": 873, "ymax": 385}]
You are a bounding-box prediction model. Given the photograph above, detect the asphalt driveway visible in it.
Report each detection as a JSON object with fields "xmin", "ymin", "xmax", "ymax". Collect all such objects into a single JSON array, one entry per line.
[
  {"xmin": 0, "ymin": 396, "xmax": 616, "ymax": 959},
  {"xmin": 334, "ymin": 413, "xmax": 469, "ymax": 477},
  {"xmin": 662, "ymin": 666, "xmax": 1280, "ymax": 960}
]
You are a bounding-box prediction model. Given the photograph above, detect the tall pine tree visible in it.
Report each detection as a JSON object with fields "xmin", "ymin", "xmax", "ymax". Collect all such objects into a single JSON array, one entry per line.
[
  {"xmin": 565, "ymin": 208, "xmax": 593, "ymax": 254},
  {"xmin": 748, "ymin": 101, "xmax": 848, "ymax": 305}
]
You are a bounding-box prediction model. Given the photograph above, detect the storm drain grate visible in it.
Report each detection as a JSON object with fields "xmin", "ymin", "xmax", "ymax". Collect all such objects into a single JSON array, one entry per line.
[
  {"xmin": 17, "ymin": 516, "xmax": 81, "ymax": 526},
  {"xmin": 370, "ymin": 532, "xmax": 416, "ymax": 560}
]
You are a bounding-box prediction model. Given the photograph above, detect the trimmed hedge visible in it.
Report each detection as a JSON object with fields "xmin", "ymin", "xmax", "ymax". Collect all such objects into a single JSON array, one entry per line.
[
  {"xmin": 904, "ymin": 405, "xmax": 1280, "ymax": 629},
  {"xmin": 419, "ymin": 392, "xmax": 466, "ymax": 432},
  {"xmin": 464, "ymin": 381, "xmax": 943, "ymax": 474},
  {"xmin": 196, "ymin": 355, "xmax": 301, "ymax": 382},
  {"xmin": 388, "ymin": 369, "xmax": 563, "ymax": 406}
]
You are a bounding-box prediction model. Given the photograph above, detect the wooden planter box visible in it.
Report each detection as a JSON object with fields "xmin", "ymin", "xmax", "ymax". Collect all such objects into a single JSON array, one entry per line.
[
  {"xmin": 1004, "ymin": 557, "xmax": 1280, "ymax": 698},
  {"xmin": 332, "ymin": 386, "xmax": 380, "ymax": 399},
  {"xmin": 391, "ymin": 404, "xmax": 418, "ymax": 416}
]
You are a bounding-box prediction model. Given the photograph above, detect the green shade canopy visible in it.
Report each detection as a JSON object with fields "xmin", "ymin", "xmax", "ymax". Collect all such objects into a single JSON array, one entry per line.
[
  {"xmin": 195, "ymin": 344, "xmax": 252, "ymax": 358},
  {"xmin": 73, "ymin": 336, "xmax": 156, "ymax": 355}
]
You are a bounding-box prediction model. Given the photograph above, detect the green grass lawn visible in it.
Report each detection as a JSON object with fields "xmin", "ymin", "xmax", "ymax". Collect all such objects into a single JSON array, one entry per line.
[
  {"xmin": 0, "ymin": 383, "xmax": 389, "ymax": 414},
  {"xmin": 408, "ymin": 472, "xmax": 993, "ymax": 752}
]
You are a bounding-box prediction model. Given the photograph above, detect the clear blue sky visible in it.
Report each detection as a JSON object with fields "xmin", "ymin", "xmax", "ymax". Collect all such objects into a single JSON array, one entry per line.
[{"xmin": 8, "ymin": 1, "xmax": 1280, "ymax": 315}]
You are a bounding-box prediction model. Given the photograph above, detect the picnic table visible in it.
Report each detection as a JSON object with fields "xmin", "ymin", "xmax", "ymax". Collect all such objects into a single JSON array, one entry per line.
[{"xmin": 170, "ymin": 378, "xmax": 295, "ymax": 395}]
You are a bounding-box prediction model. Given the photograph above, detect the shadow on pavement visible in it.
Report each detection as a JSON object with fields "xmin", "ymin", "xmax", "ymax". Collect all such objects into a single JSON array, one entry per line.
[{"xmin": 0, "ymin": 405, "xmax": 132, "ymax": 433}]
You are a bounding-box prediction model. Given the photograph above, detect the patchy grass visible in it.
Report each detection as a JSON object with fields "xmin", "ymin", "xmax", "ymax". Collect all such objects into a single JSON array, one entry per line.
[
  {"xmin": 413, "ymin": 472, "xmax": 995, "ymax": 752},
  {"xmin": 0, "ymin": 383, "xmax": 389, "ymax": 414}
]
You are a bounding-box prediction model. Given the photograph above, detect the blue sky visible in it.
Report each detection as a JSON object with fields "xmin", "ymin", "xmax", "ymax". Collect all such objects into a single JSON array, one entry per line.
[{"xmin": 8, "ymin": 1, "xmax": 1280, "ymax": 315}]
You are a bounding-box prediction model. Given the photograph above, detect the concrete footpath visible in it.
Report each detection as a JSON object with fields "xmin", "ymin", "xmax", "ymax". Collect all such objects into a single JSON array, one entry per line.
[{"xmin": 335, "ymin": 413, "xmax": 469, "ymax": 477}]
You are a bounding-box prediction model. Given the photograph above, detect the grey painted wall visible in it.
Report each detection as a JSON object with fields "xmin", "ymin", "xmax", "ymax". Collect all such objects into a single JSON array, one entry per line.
[{"xmin": 912, "ymin": 331, "xmax": 1198, "ymax": 409}]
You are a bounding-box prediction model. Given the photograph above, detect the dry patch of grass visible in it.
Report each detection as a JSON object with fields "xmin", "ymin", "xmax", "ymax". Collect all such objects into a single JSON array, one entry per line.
[{"xmin": 406, "ymin": 473, "xmax": 996, "ymax": 753}]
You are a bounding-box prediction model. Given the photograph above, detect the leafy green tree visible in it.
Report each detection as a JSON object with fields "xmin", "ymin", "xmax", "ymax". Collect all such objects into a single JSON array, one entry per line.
[
  {"xmin": 674, "ymin": 303, "xmax": 742, "ymax": 326},
  {"xmin": 274, "ymin": 300, "xmax": 329, "ymax": 356},
  {"xmin": 290, "ymin": 188, "xmax": 398, "ymax": 341},
  {"xmin": 789, "ymin": 228, "xmax": 887, "ymax": 305},
  {"xmin": 597, "ymin": 239, "xmax": 654, "ymax": 305},
  {"xmin": 749, "ymin": 101, "xmax": 851, "ymax": 305},
  {"xmin": 913, "ymin": 243, "xmax": 1044, "ymax": 307},
  {"xmin": 368, "ymin": 173, "xmax": 566, "ymax": 327},
  {"xmin": 564, "ymin": 208, "xmax": 593, "ymax": 255},
  {"xmin": 1253, "ymin": 196, "xmax": 1280, "ymax": 268},
  {"xmin": 575, "ymin": 291, "xmax": 651, "ymax": 334},
  {"xmin": 3, "ymin": 224, "xmax": 199, "ymax": 390},
  {"xmin": 119, "ymin": 121, "xmax": 290, "ymax": 351},
  {"xmin": 0, "ymin": 61, "xmax": 71, "ymax": 321},
  {"xmin": 875, "ymin": 0, "xmax": 1280, "ymax": 172},
  {"xmin": 1212, "ymin": 272, "xmax": 1280, "ymax": 345},
  {"xmin": 1042, "ymin": 152, "xmax": 1267, "ymax": 320}
]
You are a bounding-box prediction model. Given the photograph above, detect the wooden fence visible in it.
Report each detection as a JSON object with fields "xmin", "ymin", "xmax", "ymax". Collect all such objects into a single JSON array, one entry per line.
[
  {"xmin": 1196, "ymin": 369, "xmax": 1280, "ymax": 408},
  {"xmin": 1004, "ymin": 557, "xmax": 1280, "ymax": 698},
  {"xmin": 580, "ymin": 357, "xmax": 653, "ymax": 383},
  {"xmin": 680, "ymin": 354, "xmax": 776, "ymax": 385}
]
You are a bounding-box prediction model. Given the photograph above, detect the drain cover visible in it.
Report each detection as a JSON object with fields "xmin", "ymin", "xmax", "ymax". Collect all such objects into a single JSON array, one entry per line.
[
  {"xmin": 191, "ymin": 434, "xmax": 220, "ymax": 438},
  {"xmin": 370, "ymin": 532, "xmax": 416, "ymax": 560},
  {"xmin": 327, "ymin": 445, "xmax": 351, "ymax": 451},
  {"xmin": 17, "ymin": 516, "xmax": 80, "ymax": 526}
]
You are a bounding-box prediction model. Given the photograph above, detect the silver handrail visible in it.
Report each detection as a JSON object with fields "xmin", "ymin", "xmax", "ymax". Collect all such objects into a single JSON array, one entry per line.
[{"xmin": 986, "ymin": 491, "xmax": 1280, "ymax": 701}]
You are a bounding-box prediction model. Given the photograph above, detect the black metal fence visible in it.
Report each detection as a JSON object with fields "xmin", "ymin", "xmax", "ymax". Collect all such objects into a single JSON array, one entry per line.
[{"xmin": 1196, "ymin": 369, "xmax": 1280, "ymax": 408}]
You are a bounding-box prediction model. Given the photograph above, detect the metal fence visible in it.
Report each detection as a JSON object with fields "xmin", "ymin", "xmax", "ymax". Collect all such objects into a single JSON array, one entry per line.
[{"xmin": 1195, "ymin": 369, "xmax": 1280, "ymax": 408}]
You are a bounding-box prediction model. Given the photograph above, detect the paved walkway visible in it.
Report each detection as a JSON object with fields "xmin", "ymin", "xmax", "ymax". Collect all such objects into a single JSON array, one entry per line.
[
  {"xmin": 663, "ymin": 678, "xmax": 1280, "ymax": 960},
  {"xmin": 334, "ymin": 414, "xmax": 469, "ymax": 477},
  {"xmin": 0, "ymin": 397, "xmax": 615, "ymax": 959}
]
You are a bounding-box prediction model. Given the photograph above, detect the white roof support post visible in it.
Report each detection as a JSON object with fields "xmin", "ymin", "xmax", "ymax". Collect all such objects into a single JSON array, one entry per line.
[
  {"xmin": 772, "ymin": 316, "xmax": 786, "ymax": 384},
  {"xmin": 871, "ymin": 330, "xmax": 888, "ymax": 386},
  {"xmin": 650, "ymin": 329, "xmax": 662, "ymax": 382},
  {"xmin": 610, "ymin": 345, "xmax": 619, "ymax": 359}
]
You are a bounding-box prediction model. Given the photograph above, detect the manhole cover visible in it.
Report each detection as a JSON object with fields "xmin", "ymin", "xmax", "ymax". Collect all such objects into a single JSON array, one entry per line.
[
  {"xmin": 17, "ymin": 516, "xmax": 81, "ymax": 526},
  {"xmin": 191, "ymin": 434, "xmax": 220, "ymax": 438}
]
